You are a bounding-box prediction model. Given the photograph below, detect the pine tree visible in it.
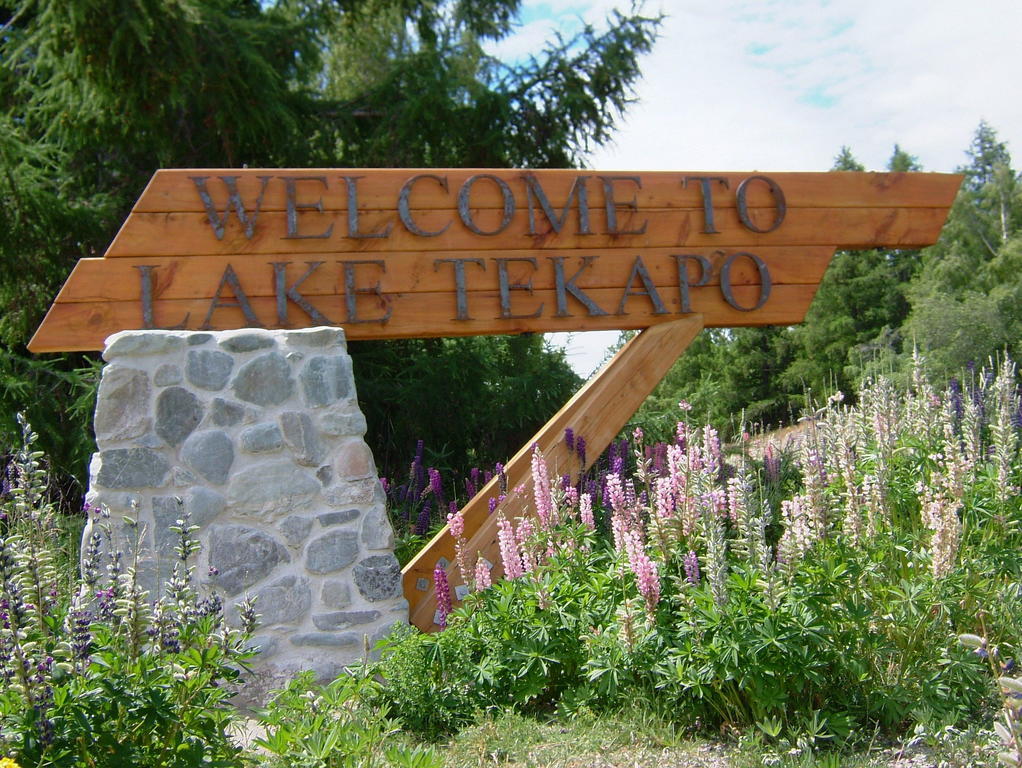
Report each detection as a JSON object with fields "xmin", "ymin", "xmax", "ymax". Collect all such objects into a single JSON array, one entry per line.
[{"xmin": 0, "ymin": 0, "xmax": 660, "ymax": 488}]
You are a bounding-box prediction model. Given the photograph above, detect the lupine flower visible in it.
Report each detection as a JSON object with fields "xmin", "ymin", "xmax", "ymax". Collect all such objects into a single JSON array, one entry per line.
[
  {"xmin": 428, "ymin": 467, "xmax": 444, "ymax": 503},
  {"xmin": 683, "ymin": 550, "xmax": 700, "ymax": 585},
  {"xmin": 496, "ymin": 515, "xmax": 524, "ymax": 580},
  {"xmin": 579, "ymin": 493, "xmax": 595, "ymax": 530},
  {"xmin": 433, "ymin": 566, "xmax": 452, "ymax": 629},
  {"xmin": 414, "ymin": 500, "xmax": 432, "ymax": 536},
  {"xmin": 487, "ymin": 497, "xmax": 498, "ymax": 514},
  {"xmin": 564, "ymin": 427, "xmax": 575, "ymax": 452},
  {"xmin": 474, "ymin": 558, "xmax": 491, "ymax": 591},
  {"xmin": 622, "ymin": 529, "xmax": 660, "ymax": 618},
  {"xmin": 531, "ymin": 445, "xmax": 555, "ymax": 531}
]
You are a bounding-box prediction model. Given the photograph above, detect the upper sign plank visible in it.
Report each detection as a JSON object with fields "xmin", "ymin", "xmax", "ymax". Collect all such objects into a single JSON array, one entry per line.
[{"xmin": 28, "ymin": 170, "xmax": 962, "ymax": 353}]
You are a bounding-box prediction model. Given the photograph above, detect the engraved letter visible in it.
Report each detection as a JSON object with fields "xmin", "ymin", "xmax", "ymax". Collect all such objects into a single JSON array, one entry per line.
[
  {"xmin": 399, "ymin": 174, "xmax": 452, "ymax": 237},
  {"xmin": 616, "ymin": 256, "xmax": 668, "ymax": 315},
  {"xmin": 282, "ymin": 176, "xmax": 334, "ymax": 239},
  {"xmin": 135, "ymin": 265, "xmax": 189, "ymax": 329},
  {"xmin": 523, "ymin": 174, "xmax": 591, "ymax": 235},
  {"xmin": 434, "ymin": 258, "xmax": 485, "ymax": 320},
  {"xmin": 549, "ymin": 256, "xmax": 607, "ymax": 317},
  {"xmin": 200, "ymin": 264, "xmax": 262, "ymax": 329},
  {"xmin": 720, "ymin": 251, "xmax": 772, "ymax": 311},
  {"xmin": 339, "ymin": 176, "xmax": 392, "ymax": 239},
  {"xmin": 339, "ymin": 260, "xmax": 392, "ymax": 323},
  {"xmin": 190, "ymin": 175, "xmax": 271, "ymax": 240},
  {"xmin": 493, "ymin": 258, "xmax": 543, "ymax": 319},
  {"xmin": 271, "ymin": 261, "xmax": 335, "ymax": 325},
  {"xmin": 736, "ymin": 175, "xmax": 786, "ymax": 233},
  {"xmin": 683, "ymin": 176, "xmax": 730, "ymax": 234},
  {"xmin": 458, "ymin": 174, "xmax": 515, "ymax": 236},
  {"xmin": 672, "ymin": 254, "xmax": 712, "ymax": 314},
  {"xmin": 599, "ymin": 176, "xmax": 647, "ymax": 235}
]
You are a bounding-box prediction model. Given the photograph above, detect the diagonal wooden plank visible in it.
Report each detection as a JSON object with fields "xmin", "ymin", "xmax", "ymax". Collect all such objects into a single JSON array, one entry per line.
[{"xmin": 402, "ymin": 314, "xmax": 705, "ymax": 631}]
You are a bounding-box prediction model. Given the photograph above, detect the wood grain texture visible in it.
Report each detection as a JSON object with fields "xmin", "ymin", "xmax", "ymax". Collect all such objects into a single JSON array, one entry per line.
[
  {"xmin": 28, "ymin": 283, "xmax": 818, "ymax": 353},
  {"xmin": 103, "ymin": 206, "xmax": 953, "ymax": 257},
  {"xmin": 130, "ymin": 170, "xmax": 963, "ymax": 213},
  {"xmin": 51, "ymin": 247, "xmax": 833, "ymax": 303},
  {"xmin": 403, "ymin": 315, "xmax": 706, "ymax": 631}
]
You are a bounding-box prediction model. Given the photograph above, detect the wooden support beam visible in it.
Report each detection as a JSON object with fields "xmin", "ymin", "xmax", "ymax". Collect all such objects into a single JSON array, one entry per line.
[{"xmin": 402, "ymin": 314, "xmax": 704, "ymax": 631}]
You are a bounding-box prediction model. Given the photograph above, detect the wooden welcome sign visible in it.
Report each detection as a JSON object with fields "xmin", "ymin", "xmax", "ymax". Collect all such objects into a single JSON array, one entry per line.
[{"xmin": 29, "ymin": 168, "xmax": 961, "ymax": 631}]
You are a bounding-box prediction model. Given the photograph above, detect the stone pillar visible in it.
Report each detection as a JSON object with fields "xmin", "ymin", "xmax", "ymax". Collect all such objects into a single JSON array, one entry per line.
[{"xmin": 86, "ymin": 327, "xmax": 406, "ymax": 700}]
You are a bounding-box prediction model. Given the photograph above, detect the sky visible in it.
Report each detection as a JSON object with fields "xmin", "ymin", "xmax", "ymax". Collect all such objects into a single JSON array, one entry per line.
[{"xmin": 488, "ymin": 0, "xmax": 1022, "ymax": 377}]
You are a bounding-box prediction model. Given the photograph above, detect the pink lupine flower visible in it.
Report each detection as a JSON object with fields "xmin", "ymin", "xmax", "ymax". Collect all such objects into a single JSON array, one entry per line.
[
  {"xmin": 496, "ymin": 515, "xmax": 524, "ymax": 580},
  {"xmin": 610, "ymin": 507, "xmax": 629, "ymax": 554},
  {"xmin": 623, "ymin": 529, "xmax": 660, "ymax": 618},
  {"xmin": 447, "ymin": 509, "xmax": 465, "ymax": 539},
  {"xmin": 605, "ymin": 473, "xmax": 626, "ymax": 514},
  {"xmin": 516, "ymin": 515, "xmax": 535, "ymax": 545},
  {"xmin": 531, "ymin": 444, "xmax": 555, "ymax": 530},
  {"xmin": 474, "ymin": 557, "xmax": 491, "ymax": 591},
  {"xmin": 564, "ymin": 486, "xmax": 579, "ymax": 511},
  {"xmin": 579, "ymin": 493, "xmax": 595, "ymax": 529},
  {"xmin": 654, "ymin": 476, "xmax": 675, "ymax": 520},
  {"xmin": 726, "ymin": 476, "xmax": 744, "ymax": 524},
  {"xmin": 434, "ymin": 566, "xmax": 452, "ymax": 629}
]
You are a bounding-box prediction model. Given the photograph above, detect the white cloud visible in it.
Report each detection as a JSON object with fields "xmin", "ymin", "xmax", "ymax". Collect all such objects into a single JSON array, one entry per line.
[{"xmin": 500, "ymin": 0, "xmax": 1022, "ymax": 374}]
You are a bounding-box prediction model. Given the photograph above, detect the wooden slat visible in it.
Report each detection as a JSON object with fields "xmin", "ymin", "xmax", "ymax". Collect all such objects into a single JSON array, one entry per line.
[
  {"xmin": 104, "ymin": 207, "xmax": 953, "ymax": 258},
  {"xmin": 403, "ymin": 315, "xmax": 705, "ymax": 631},
  {"xmin": 131, "ymin": 170, "xmax": 963, "ymax": 213},
  {"xmin": 28, "ymin": 283, "xmax": 818, "ymax": 353},
  {"xmin": 52, "ymin": 246, "xmax": 834, "ymax": 303}
]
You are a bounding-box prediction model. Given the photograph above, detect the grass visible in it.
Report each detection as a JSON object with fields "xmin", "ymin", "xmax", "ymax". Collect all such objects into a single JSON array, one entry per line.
[{"xmin": 435, "ymin": 709, "xmax": 1000, "ymax": 767}]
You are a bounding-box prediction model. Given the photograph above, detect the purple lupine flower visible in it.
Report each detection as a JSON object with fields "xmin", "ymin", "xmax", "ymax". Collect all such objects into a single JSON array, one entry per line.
[
  {"xmin": 433, "ymin": 566, "xmax": 452, "ymax": 629},
  {"xmin": 380, "ymin": 477, "xmax": 389, "ymax": 496},
  {"xmin": 488, "ymin": 496, "xmax": 499, "ymax": 514},
  {"xmin": 483, "ymin": 469, "xmax": 494, "ymax": 484},
  {"xmin": 496, "ymin": 462, "xmax": 507, "ymax": 493},
  {"xmin": 414, "ymin": 499, "xmax": 432, "ymax": 535},
  {"xmin": 764, "ymin": 443, "xmax": 781, "ymax": 485},
  {"xmin": 576, "ymin": 435, "xmax": 587, "ymax": 468},
  {"xmin": 429, "ymin": 467, "xmax": 444, "ymax": 503},
  {"xmin": 561, "ymin": 473, "xmax": 572, "ymax": 491},
  {"xmin": 564, "ymin": 427, "xmax": 575, "ymax": 452},
  {"xmin": 683, "ymin": 550, "xmax": 700, "ymax": 585}
]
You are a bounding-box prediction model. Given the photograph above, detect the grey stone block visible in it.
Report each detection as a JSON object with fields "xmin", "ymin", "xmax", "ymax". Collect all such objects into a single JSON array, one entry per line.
[
  {"xmin": 155, "ymin": 387, "xmax": 203, "ymax": 447},
  {"xmin": 186, "ymin": 349, "xmax": 234, "ymax": 391},
  {"xmin": 321, "ymin": 579, "xmax": 351, "ymax": 609},
  {"xmin": 187, "ymin": 333, "xmax": 214, "ymax": 346},
  {"xmin": 231, "ymin": 353, "xmax": 294, "ymax": 406},
  {"xmin": 291, "ymin": 632, "xmax": 360, "ymax": 648},
  {"xmin": 312, "ymin": 610, "xmax": 380, "ymax": 630},
  {"xmin": 285, "ymin": 328, "xmax": 346, "ymax": 348},
  {"xmin": 318, "ymin": 509, "xmax": 359, "ymax": 527},
  {"xmin": 240, "ymin": 423, "xmax": 283, "ymax": 454},
  {"xmin": 95, "ymin": 448, "xmax": 170, "ymax": 489},
  {"xmin": 227, "ymin": 463, "xmax": 320, "ymax": 518},
  {"xmin": 154, "ymin": 364, "xmax": 182, "ymax": 387},
  {"xmin": 208, "ymin": 525, "xmax": 289, "ymax": 596},
  {"xmin": 182, "ymin": 430, "xmax": 234, "ymax": 485},
  {"xmin": 104, "ymin": 331, "xmax": 186, "ymax": 360},
  {"xmin": 278, "ymin": 515, "xmax": 314, "ymax": 547},
  {"xmin": 219, "ymin": 332, "xmax": 275, "ymax": 353},
  {"xmin": 353, "ymin": 554, "xmax": 402, "ymax": 601},
  {"xmin": 94, "ymin": 366, "xmax": 151, "ymax": 441},
  {"xmin": 252, "ymin": 574, "xmax": 311, "ymax": 626},
  {"xmin": 305, "ymin": 529, "xmax": 360, "ymax": 574},
  {"xmin": 360, "ymin": 506, "xmax": 394, "ymax": 551},
  {"xmin": 300, "ymin": 356, "xmax": 352, "ymax": 407},
  {"xmin": 280, "ymin": 412, "xmax": 324, "ymax": 466},
  {"xmin": 319, "ymin": 410, "xmax": 367, "ymax": 437},
  {"xmin": 210, "ymin": 398, "xmax": 245, "ymax": 427}
]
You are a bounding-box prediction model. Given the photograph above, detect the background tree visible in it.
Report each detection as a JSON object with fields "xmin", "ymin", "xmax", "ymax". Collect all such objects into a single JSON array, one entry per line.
[{"xmin": 0, "ymin": 0, "xmax": 660, "ymax": 496}]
